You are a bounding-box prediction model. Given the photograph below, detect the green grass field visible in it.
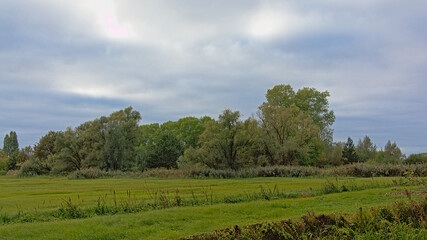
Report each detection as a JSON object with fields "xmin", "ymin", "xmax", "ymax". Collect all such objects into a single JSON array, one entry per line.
[{"xmin": 0, "ymin": 176, "xmax": 424, "ymax": 239}]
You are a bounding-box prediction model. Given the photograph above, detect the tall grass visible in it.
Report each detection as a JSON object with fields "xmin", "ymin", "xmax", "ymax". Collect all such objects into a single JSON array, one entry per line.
[
  {"xmin": 188, "ymin": 163, "xmax": 427, "ymax": 178},
  {"xmin": 0, "ymin": 176, "xmax": 417, "ymax": 225},
  {"xmin": 182, "ymin": 197, "xmax": 427, "ymax": 240}
]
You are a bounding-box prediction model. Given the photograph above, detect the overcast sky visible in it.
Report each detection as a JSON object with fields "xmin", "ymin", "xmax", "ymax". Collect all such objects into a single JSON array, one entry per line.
[{"xmin": 1, "ymin": 0, "xmax": 426, "ymax": 154}]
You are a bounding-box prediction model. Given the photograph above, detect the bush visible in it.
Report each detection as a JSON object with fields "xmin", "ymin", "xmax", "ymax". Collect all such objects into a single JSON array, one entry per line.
[
  {"xmin": 405, "ymin": 153, "xmax": 427, "ymax": 164},
  {"xmin": 18, "ymin": 158, "xmax": 48, "ymax": 176},
  {"xmin": 67, "ymin": 168, "xmax": 134, "ymax": 179}
]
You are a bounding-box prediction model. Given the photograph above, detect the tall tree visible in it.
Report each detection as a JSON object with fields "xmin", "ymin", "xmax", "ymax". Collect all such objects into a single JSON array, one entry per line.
[
  {"xmin": 76, "ymin": 116, "xmax": 108, "ymax": 168},
  {"xmin": 0, "ymin": 149, "xmax": 7, "ymax": 172},
  {"xmin": 356, "ymin": 136, "xmax": 376, "ymax": 162},
  {"xmin": 258, "ymin": 103, "xmax": 321, "ymax": 166},
  {"xmin": 3, "ymin": 131, "xmax": 19, "ymax": 157},
  {"xmin": 52, "ymin": 127, "xmax": 84, "ymax": 173},
  {"xmin": 102, "ymin": 107, "xmax": 141, "ymax": 170},
  {"xmin": 342, "ymin": 137, "xmax": 359, "ymax": 164},
  {"xmin": 264, "ymin": 85, "xmax": 335, "ymax": 143},
  {"xmin": 3, "ymin": 131, "xmax": 19, "ymax": 170},
  {"xmin": 383, "ymin": 140, "xmax": 403, "ymax": 163},
  {"xmin": 195, "ymin": 109, "xmax": 262, "ymax": 170},
  {"xmin": 33, "ymin": 131, "xmax": 60, "ymax": 173},
  {"xmin": 161, "ymin": 116, "xmax": 213, "ymax": 149},
  {"xmin": 138, "ymin": 129, "xmax": 183, "ymax": 169}
]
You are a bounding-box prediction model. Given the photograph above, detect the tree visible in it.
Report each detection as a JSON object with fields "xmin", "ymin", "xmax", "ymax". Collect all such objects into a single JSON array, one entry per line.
[
  {"xmin": 33, "ymin": 131, "xmax": 60, "ymax": 173},
  {"xmin": 102, "ymin": 107, "xmax": 141, "ymax": 170},
  {"xmin": 138, "ymin": 129, "xmax": 183, "ymax": 169},
  {"xmin": 195, "ymin": 109, "xmax": 262, "ymax": 170},
  {"xmin": 264, "ymin": 85, "xmax": 335, "ymax": 143},
  {"xmin": 161, "ymin": 116, "xmax": 213, "ymax": 149},
  {"xmin": 405, "ymin": 153, "xmax": 427, "ymax": 164},
  {"xmin": 17, "ymin": 146, "xmax": 33, "ymax": 166},
  {"xmin": 325, "ymin": 142, "xmax": 345, "ymax": 166},
  {"xmin": 342, "ymin": 137, "xmax": 359, "ymax": 164},
  {"xmin": 0, "ymin": 149, "xmax": 7, "ymax": 172},
  {"xmin": 75, "ymin": 116, "xmax": 108, "ymax": 168},
  {"xmin": 258, "ymin": 103, "xmax": 322, "ymax": 166},
  {"xmin": 3, "ymin": 131, "xmax": 19, "ymax": 170},
  {"xmin": 52, "ymin": 127, "xmax": 84, "ymax": 173},
  {"xmin": 378, "ymin": 140, "xmax": 403, "ymax": 163},
  {"xmin": 3, "ymin": 131, "xmax": 19, "ymax": 157},
  {"xmin": 356, "ymin": 136, "xmax": 376, "ymax": 162}
]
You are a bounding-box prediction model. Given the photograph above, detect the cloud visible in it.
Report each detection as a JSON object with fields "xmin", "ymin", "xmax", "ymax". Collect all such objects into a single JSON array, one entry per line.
[{"xmin": 1, "ymin": 1, "xmax": 426, "ymax": 153}]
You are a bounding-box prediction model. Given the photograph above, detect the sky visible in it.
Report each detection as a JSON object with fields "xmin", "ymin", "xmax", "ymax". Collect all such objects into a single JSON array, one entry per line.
[{"xmin": 1, "ymin": 0, "xmax": 426, "ymax": 154}]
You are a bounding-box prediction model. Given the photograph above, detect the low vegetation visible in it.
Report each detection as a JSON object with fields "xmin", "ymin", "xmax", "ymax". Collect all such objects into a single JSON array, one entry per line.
[
  {"xmin": 0, "ymin": 175, "xmax": 425, "ymax": 239},
  {"xmin": 182, "ymin": 197, "xmax": 426, "ymax": 240}
]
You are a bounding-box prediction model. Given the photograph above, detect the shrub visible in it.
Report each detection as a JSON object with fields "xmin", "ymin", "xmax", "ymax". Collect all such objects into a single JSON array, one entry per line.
[
  {"xmin": 405, "ymin": 153, "xmax": 427, "ymax": 164},
  {"xmin": 67, "ymin": 168, "xmax": 133, "ymax": 179},
  {"xmin": 18, "ymin": 158, "xmax": 47, "ymax": 176}
]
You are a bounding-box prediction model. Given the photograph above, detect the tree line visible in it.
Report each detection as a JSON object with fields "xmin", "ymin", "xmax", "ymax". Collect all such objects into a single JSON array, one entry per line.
[{"xmin": 1, "ymin": 84, "xmax": 425, "ymax": 175}]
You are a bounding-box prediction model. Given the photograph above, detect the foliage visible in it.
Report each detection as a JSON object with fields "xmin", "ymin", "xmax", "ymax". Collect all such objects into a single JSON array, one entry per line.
[
  {"xmin": 191, "ymin": 110, "xmax": 262, "ymax": 170},
  {"xmin": 3, "ymin": 131, "xmax": 19, "ymax": 170},
  {"xmin": 258, "ymin": 104, "xmax": 322, "ymax": 166},
  {"xmin": 102, "ymin": 107, "xmax": 141, "ymax": 170},
  {"xmin": 405, "ymin": 153, "xmax": 427, "ymax": 164},
  {"xmin": 324, "ymin": 142, "xmax": 344, "ymax": 166},
  {"xmin": 160, "ymin": 116, "xmax": 213, "ymax": 149},
  {"xmin": 183, "ymin": 198, "xmax": 427, "ymax": 240},
  {"xmin": 138, "ymin": 129, "xmax": 183, "ymax": 169},
  {"xmin": 381, "ymin": 140, "xmax": 404, "ymax": 163},
  {"xmin": 6, "ymin": 151, "xmax": 19, "ymax": 170},
  {"xmin": 3, "ymin": 131, "xmax": 19, "ymax": 157},
  {"xmin": 11, "ymin": 85, "xmax": 414, "ymax": 175},
  {"xmin": 264, "ymin": 84, "xmax": 335, "ymax": 142},
  {"xmin": 0, "ymin": 149, "xmax": 8, "ymax": 173},
  {"xmin": 342, "ymin": 137, "xmax": 359, "ymax": 164},
  {"xmin": 33, "ymin": 131, "xmax": 60, "ymax": 172},
  {"xmin": 356, "ymin": 135, "xmax": 376, "ymax": 162},
  {"xmin": 18, "ymin": 158, "xmax": 49, "ymax": 176},
  {"xmin": 52, "ymin": 127, "xmax": 84, "ymax": 173}
]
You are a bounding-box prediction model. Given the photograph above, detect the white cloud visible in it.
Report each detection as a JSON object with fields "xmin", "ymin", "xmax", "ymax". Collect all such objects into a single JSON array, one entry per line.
[{"xmin": 1, "ymin": 0, "xmax": 427, "ymax": 152}]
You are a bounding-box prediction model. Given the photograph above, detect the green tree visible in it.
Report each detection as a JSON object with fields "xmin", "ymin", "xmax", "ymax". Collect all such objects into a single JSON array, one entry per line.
[
  {"xmin": 161, "ymin": 116, "xmax": 213, "ymax": 149},
  {"xmin": 17, "ymin": 146, "xmax": 33, "ymax": 166},
  {"xmin": 138, "ymin": 123, "xmax": 160, "ymax": 147},
  {"xmin": 356, "ymin": 136, "xmax": 377, "ymax": 162},
  {"xmin": 195, "ymin": 109, "xmax": 262, "ymax": 170},
  {"xmin": 325, "ymin": 142, "xmax": 345, "ymax": 166},
  {"xmin": 3, "ymin": 131, "xmax": 19, "ymax": 170},
  {"xmin": 265, "ymin": 85, "xmax": 335, "ymax": 143},
  {"xmin": 33, "ymin": 131, "xmax": 60, "ymax": 173},
  {"xmin": 102, "ymin": 107, "xmax": 141, "ymax": 170},
  {"xmin": 0, "ymin": 149, "xmax": 7, "ymax": 173},
  {"xmin": 75, "ymin": 116, "xmax": 108, "ymax": 168},
  {"xmin": 3, "ymin": 131, "xmax": 19, "ymax": 157},
  {"xmin": 342, "ymin": 137, "xmax": 359, "ymax": 164},
  {"xmin": 52, "ymin": 127, "xmax": 84, "ymax": 173},
  {"xmin": 258, "ymin": 103, "xmax": 322, "ymax": 166},
  {"xmin": 376, "ymin": 140, "xmax": 403, "ymax": 163},
  {"xmin": 405, "ymin": 153, "xmax": 427, "ymax": 164},
  {"xmin": 138, "ymin": 130, "xmax": 183, "ymax": 169}
]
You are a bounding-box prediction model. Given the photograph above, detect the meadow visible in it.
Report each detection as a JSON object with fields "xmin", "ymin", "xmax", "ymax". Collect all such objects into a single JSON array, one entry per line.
[{"xmin": 0, "ymin": 175, "xmax": 425, "ymax": 239}]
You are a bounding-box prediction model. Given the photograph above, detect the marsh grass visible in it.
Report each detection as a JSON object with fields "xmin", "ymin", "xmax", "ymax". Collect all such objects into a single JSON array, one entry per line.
[
  {"xmin": 0, "ymin": 176, "xmax": 420, "ymax": 225},
  {"xmin": 182, "ymin": 197, "xmax": 427, "ymax": 240}
]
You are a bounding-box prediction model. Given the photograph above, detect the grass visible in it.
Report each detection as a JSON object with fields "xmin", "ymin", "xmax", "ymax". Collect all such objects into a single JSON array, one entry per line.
[
  {"xmin": 0, "ymin": 187, "xmax": 423, "ymax": 239},
  {"xmin": 0, "ymin": 176, "xmax": 413, "ymax": 215},
  {"xmin": 0, "ymin": 175, "xmax": 425, "ymax": 239}
]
